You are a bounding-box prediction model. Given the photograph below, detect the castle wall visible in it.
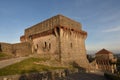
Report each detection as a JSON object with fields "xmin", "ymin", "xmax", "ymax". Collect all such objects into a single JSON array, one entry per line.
[
  {"xmin": 12, "ymin": 42, "xmax": 32, "ymax": 57},
  {"xmin": 0, "ymin": 42, "xmax": 32, "ymax": 57},
  {"xmin": 0, "ymin": 43, "xmax": 12, "ymax": 55},
  {"xmin": 32, "ymin": 34, "xmax": 60, "ymax": 60},
  {"xmin": 59, "ymin": 28, "xmax": 89, "ymax": 68}
]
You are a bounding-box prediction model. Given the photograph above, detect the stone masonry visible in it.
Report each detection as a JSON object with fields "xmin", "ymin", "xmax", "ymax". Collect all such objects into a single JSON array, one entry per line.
[
  {"xmin": 20, "ymin": 14, "xmax": 89, "ymax": 69},
  {"xmin": 0, "ymin": 42, "xmax": 32, "ymax": 57}
]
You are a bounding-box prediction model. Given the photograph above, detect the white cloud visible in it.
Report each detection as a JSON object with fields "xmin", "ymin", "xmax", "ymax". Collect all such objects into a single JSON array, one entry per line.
[{"xmin": 103, "ymin": 26, "xmax": 120, "ymax": 32}]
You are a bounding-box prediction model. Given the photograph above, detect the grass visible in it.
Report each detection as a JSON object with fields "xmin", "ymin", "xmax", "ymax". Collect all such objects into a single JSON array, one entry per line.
[
  {"xmin": 0, "ymin": 53, "xmax": 12, "ymax": 60},
  {"xmin": 0, "ymin": 53, "xmax": 8, "ymax": 57},
  {"xmin": 0, "ymin": 57, "xmax": 66, "ymax": 76}
]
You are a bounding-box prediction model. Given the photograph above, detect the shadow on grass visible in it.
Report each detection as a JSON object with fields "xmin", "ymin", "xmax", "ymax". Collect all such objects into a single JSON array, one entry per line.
[
  {"xmin": 72, "ymin": 61, "xmax": 86, "ymax": 72},
  {"xmin": 68, "ymin": 72, "xmax": 108, "ymax": 80}
]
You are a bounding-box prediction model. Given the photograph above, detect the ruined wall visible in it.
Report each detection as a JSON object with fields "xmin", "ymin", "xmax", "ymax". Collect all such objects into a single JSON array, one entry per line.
[
  {"xmin": 0, "ymin": 42, "xmax": 32, "ymax": 57},
  {"xmin": 24, "ymin": 15, "xmax": 82, "ymax": 41},
  {"xmin": 32, "ymin": 34, "xmax": 60, "ymax": 60},
  {"xmin": 12, "ymin": 42, "xmax": 32, "ymax": 57},
  {"xmin": 0, "ymin": 43, "xmax": 12, "ymax": 55},
  {"xmin": 59, "ymin": 28, "xmax": 89, "ymax": 68}
]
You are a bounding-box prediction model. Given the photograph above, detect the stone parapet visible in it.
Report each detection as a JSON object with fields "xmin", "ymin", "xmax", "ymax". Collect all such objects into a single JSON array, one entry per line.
[{"xmin": 24, "ymin": 15, "xmax": 82, "ymax": 38}]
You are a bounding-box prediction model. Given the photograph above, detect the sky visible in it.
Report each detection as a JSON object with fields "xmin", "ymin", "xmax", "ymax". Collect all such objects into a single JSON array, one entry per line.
[{"xmin": 0, "ymin": 0, "xmax": 120, "ymax": 54}]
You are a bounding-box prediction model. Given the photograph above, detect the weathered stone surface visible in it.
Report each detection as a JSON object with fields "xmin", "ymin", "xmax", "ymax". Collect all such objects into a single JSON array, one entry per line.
[
  {"xmin": 32, "ymin": 34, "xmax": 60, "ymax": 61},
  {"xmin": 0, "ymin": 43, "xmax": 12, "ymax": 54},
  {"xmin": 0, "ymin": 69, "xmax": 75, "ymax": 80},
  {"xmin": 59, "ymin": 27, "xmax": 89, "ymax": 68},
  {"xmin": 12, "ymin": 42, "xmax": 32, "ymax": 57},
  {"xmin": 0, "ymin": 42, "xmax": 32, "ymax": 57}
]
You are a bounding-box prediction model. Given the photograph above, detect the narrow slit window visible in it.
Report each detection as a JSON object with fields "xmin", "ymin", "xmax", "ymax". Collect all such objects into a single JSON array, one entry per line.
[
  {"xmin": 45, "ymin": 42, "xmax": 47, "ymax": 48},
  {"xmin": 29, "ymin": 35, "xmax": 32, "ymax": 40},
  {"xmin": 36, "ymin": 44, "xmax": 38, "ymax": 48},
  {"xmin": 49, "ymin": 43, "xmax": 51, "ymax": 49},
  {"xmin": 70, "ymin": 43, "xmax": 72, "ymax": 48}
]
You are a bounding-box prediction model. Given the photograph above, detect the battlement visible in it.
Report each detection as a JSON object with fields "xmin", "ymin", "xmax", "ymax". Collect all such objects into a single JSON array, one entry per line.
[{"xmin": 25, "ymin": 14, "xmax": 82, "ymax": 37}]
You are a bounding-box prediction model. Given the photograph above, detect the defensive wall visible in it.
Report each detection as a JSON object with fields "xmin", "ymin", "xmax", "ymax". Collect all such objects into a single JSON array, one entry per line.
[{"xmin": 0, "ymin": 42, "xmax": 32, "ymax": 57}]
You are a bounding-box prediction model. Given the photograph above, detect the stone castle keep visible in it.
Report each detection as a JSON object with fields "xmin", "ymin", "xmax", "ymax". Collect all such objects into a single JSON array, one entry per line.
[{"xmin": 0, "ymin": 15, "xmax": 89, "ymax": 68}]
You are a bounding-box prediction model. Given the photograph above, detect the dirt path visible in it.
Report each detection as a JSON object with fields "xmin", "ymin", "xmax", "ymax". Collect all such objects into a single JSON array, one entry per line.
[{"xmin": 0, "ymin": 57, "xmax": 29, "ymax": 69}]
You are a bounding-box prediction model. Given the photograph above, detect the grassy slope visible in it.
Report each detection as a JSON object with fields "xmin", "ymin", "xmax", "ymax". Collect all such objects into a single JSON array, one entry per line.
[
  {"xmin": 0, "ymin": 53, "xmax": 12, "ymax": 60},
  {"xmin": 0, "ymin": 53, "xmax": 8, "ymax": 57},
  {"xmin": 0, "ymin": 57, "xmax": 66, "ymax": 76}
]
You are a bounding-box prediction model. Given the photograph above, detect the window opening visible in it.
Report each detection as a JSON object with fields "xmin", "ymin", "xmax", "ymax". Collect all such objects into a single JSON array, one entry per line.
[
  {"xmin": 70, "ymin": 43, "xmax": 72, "ymax": 48},
  {"xmin": 49, "ymin": 43, "xmax": 51, "ymax": 49},
  {"xmin": 45, "ymin": 42, "xmax": 47, "ymax": 48}
]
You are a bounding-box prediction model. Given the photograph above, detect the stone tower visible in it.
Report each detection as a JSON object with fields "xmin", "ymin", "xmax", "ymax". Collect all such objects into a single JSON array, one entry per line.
[{"xmin": 20, "ymin": 15, "xmax": 89, "ymax": 69}]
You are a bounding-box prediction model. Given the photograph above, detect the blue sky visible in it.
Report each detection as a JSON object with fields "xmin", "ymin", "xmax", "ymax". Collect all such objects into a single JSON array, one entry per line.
[{"xmin": 0, "ymin": 0, "xmax": 120, "ymax": 53}]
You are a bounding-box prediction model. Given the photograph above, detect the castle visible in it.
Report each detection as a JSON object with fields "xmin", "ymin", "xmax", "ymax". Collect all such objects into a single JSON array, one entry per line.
[{"xmin": 0, "ymin": 15, "xmax": 89, "ymax": 69}]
